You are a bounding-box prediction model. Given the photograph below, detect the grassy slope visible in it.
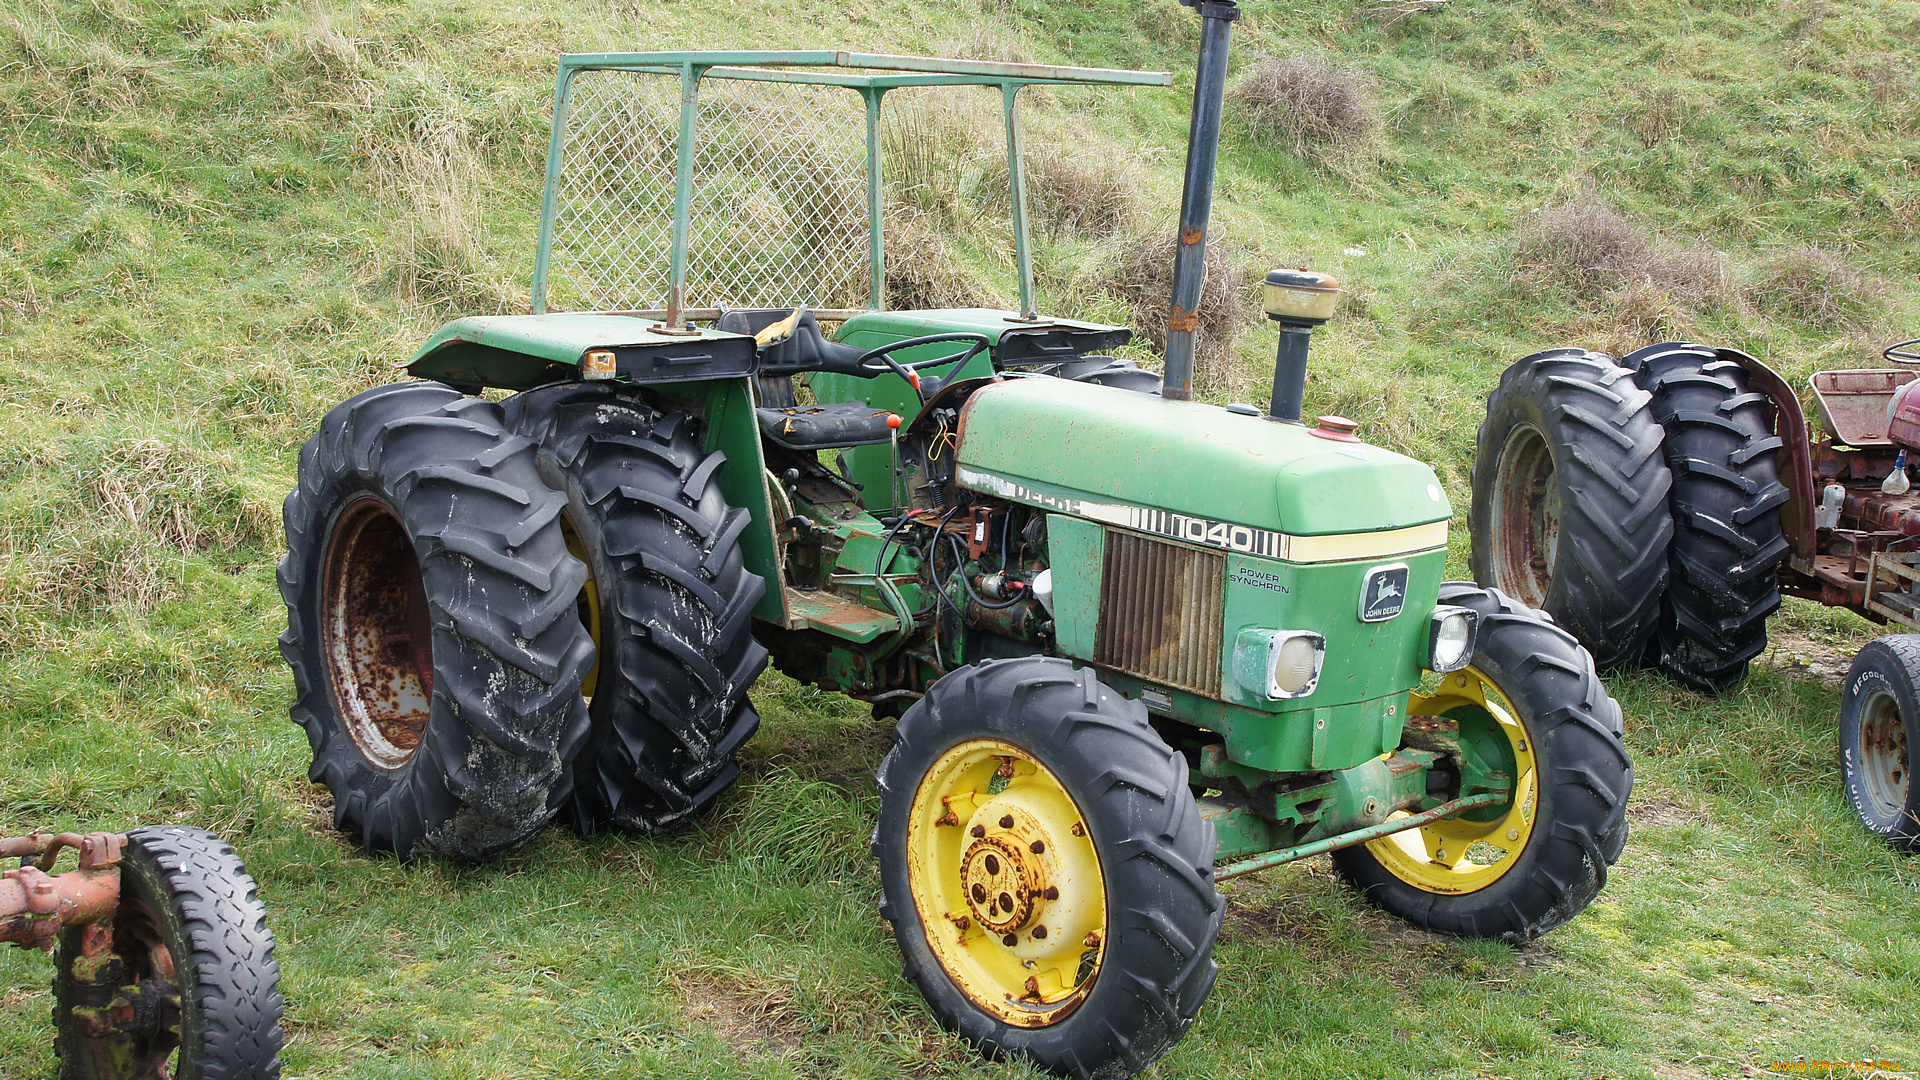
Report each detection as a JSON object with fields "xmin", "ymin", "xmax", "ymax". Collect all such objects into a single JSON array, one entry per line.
[{"xmin": 1, "ymin": 0, "xmax": 1919, "ymax": 1076}]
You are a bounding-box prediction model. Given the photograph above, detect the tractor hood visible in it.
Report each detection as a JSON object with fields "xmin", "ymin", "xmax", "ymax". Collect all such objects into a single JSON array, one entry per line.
[{"xmin": 954, "ymin": 375, "xmax": 1450, "ymax": 539}]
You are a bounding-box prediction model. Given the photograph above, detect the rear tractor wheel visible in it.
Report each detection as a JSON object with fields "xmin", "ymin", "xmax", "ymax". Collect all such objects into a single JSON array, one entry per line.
[
  {"xmin": 506, "ymin": 382, "xmax": 768, "ymax": 835},
  {"xmin": 1469, "ymin": 348, "xmax": 1673, "ymax": 669},
  {"xmin": 279, "ymin": 383, "xmax": 594, "ymax": 861},
  {"xmin": 1624, "ymin": 342, "xmax": 1789, "ymax": 694},
  {"xmin": 874, "ymin": 658, "xmax": 1221, "ymax": 1079},
  {"xmin": 1333, "ymin": 583, "xmax": 1633, "ymax": 943},
  {"xmin": 1839, "ymin": 636, "xmax": 1920, "ymax": 852}
]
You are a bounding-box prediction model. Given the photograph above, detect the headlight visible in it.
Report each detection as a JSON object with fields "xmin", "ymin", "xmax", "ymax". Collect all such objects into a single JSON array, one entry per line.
[
  {"xmin": 1428, "ymin": 606, "xmax": 1479, "ymax": 673},
  {"xmin": 1234, "ymin": 629, "xmax": 1326, "ymax": 700}
]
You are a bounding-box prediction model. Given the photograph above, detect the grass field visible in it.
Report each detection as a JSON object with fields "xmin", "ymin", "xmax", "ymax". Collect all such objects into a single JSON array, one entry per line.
[{"xmin": 2, "ymin": 0, "xmax": 1919, "ymax": 1075}]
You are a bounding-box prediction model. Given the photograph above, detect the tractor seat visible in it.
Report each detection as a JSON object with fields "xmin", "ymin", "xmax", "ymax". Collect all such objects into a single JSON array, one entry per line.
[
  {"xmin": 757, "ymin": 402, "xmax": 898, "ymax": 451},
  {"xmin": 717, "ymin": 308, "xmax": 872, "ymax": 378}
]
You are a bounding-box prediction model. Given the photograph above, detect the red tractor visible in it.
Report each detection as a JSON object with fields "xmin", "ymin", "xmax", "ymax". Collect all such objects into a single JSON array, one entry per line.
[{"xmin": 1472, "ymin": 338, "xmax": 1920, "ymax": 850}]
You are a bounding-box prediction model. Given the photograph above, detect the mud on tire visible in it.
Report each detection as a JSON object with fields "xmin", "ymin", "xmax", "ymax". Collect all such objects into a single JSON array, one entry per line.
[
  {"xmin": 1332, "ymin": 584, "xmax": 1633, "ymax": 944},
  {"xmin": 1624, "ymin": 342, "xmax": 1789, "ymax": 694},
  {"xmin": 507, "ymin": 382, "xmax": 768, "ymax": 835},
  {"xmin": 874, "ymin": 658, "xmax": 1221, "ymax": 1079},
  {"xmin": 280, "ymin": 382, "xmax": 594, "ymax": 861},
  {"xmin": 1470, "ymin": 347, "xmax": 1673, "ymax": 669},
  {"xmin": 54, "ymin": 826, "xmax": 285, "ymax": 1080}
]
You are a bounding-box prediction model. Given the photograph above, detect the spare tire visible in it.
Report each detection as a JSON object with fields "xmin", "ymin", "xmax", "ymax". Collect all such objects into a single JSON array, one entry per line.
[
  {"xmin": 1624, "ymin": 342, "xmax": 1789, "ymax": 693},
  {"xmin": 279, "ymin": 383, "xmax": 594, "ymax": 861},
  {"xmin": 1469, "ymin": 348, "xmax": 1673, "ymax": 669}
]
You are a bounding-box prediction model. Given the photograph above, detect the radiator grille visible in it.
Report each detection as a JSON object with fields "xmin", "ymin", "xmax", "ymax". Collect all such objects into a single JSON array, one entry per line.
[{"xmin": 1094, "ymin": 530, "xmax": 1225, "ymax": 697}]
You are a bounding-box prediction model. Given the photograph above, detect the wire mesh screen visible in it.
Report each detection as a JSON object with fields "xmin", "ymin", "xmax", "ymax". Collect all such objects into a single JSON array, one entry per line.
[{"xmin": 545, "ymin": 70, "xmax": 873, "ymax": 313}]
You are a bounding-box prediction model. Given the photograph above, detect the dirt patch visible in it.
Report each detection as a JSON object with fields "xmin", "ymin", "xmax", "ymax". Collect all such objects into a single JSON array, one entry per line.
[
  {"xmin": 1629, "ymin": 797, "xmax": 1711, "ymax": 829},
  {"xmin": 1757, "ymin": 628, "xmax": 1856, "ymax": 684},
  {"xmin": 674, "ymin": 970, "xmax": 811, "ymax": 1059},
  {"xmin": 741, "ymin": 716, "xmax": 894, "ymax": 796},
  {"xmin": 1220, "ymin": 891, "xmax": 1353, "ymax": 948}
]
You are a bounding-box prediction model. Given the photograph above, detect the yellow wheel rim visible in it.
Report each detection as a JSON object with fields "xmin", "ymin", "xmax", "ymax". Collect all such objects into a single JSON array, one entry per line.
[
  {"xmin": 905, "ymin": 738, "xmax": 1108, "ymax": 1027},
  {"xmin": 561, "ymin": 515, "xmax": 601, "ymax": 701},
  {"xmin": 1366, "ymin": 667, "xmax": 1538, "ymax": 895}
]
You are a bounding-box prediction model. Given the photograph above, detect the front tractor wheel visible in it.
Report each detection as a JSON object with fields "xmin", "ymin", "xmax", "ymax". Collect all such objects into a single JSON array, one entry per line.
[
  {"xmin": 875, "ymin": 658, "xmax": 1221, "ymax": 1079},
  {"xmin": 1839, "ymin": 636, "xmax": 1920, "ymax": 851},
  {"xmin": 279, "ymin": 383, "xmax": 594, "ymax": 861},
  {"xmin": 1333, "ymin": 583, "xmax": 1633, "ymax": 943}
]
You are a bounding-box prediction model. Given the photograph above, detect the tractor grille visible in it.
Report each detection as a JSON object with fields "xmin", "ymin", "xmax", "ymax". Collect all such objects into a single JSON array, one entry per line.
[{"xmin": 1094, "ymin": 530, "xmax": 1225, "ymax": 697}]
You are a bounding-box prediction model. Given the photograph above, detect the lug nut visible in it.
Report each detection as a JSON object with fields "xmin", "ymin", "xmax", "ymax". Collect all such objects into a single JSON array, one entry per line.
[
  {"xmin": 970, "ymin": 824, "xmax": 985, "ymax": 838},
  {"xmin": 1044, "ymin": 886, "xmax": 1059, "ymax": 900},
  {"xmin": 1030, "ymin": 840, "xmax": 1045, "ymax": 855},
  {"xmin": 1032, "ymin": 925, "xmax": 1048, "ymax": 939},
  {"xmin": 999, "ymin": 814, "xmax": 1015, "ymax": 829},
  {"xmin": 1003, "ymin": 933, "xmax": 1018, "ymax": 947},
  {"xmin": 1071, "ymin": 823, "xmax": 1085, "ymax": 837}
]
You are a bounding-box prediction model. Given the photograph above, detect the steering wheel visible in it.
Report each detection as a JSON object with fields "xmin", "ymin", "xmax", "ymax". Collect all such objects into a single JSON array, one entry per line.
[
  {"xmin": 856, "ymin": 333, "xmax": 992, "ymax": 398},
  {"xmin": 1887, "ymin": 339, "xmax": 1920, "ymax": 365}
]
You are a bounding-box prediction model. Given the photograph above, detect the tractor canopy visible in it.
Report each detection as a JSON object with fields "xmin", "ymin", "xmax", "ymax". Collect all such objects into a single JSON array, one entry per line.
[{"xmin": 529, "ymin": 51, "xmax": 1171, "ymax": 325}]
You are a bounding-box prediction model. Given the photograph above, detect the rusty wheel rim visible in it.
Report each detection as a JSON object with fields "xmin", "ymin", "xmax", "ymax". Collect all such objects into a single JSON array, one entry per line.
[
  {"xmin": 321, "ymin": 497, "xmax": 433, "ymax": 770},
  {"xmin": 76, "ymin": 894, "xmax": 184, "ymax": 1079},
  {"xmin": 1486, "ymin": 422, "xmax": 1559, "ymax": 609},
  {"xmin": 1858, "ymin": 688, "xmax": 1911, "ymax": 820}
]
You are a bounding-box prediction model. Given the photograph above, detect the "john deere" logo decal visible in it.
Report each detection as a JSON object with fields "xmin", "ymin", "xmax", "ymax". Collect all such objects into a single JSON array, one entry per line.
[{"xmin": 1360, "ymin": 564, "xmax": 1409, "ymax": 622}]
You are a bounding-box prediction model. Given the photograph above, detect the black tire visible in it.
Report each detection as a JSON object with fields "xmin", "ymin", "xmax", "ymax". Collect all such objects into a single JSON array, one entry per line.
[
  {"xmin": 1470, "ymin": 347, "xmax": 1673, "ymax": 669},
  {"xmin": 874, "ymin": 658, "xmax": 1221, "ymax": 1079},
  {"xmin": 1332, "ymin": 583, "xmax": 1633, "ymax": 943},
  {"xmin": 1466, "ymin": 345, "xmax": 1681, "ymax": 664},
  {"xmin": 1839, "ymin": 636, "xmax": 1920, "ymax": 852},
  {"xmin": 505, "ymin": 382, "xmax": 769, "ymax": 835},
  {"xmin": 1624, "ymin": 342, "xmax": 1789, "ymax": 694},
  {"xmin": 279, "ymin": 382, "xmax": 594, "ymax": 861},
  {"xmin": 54, "ymin": 826, "xmax": 285, "ymax": 1079}
]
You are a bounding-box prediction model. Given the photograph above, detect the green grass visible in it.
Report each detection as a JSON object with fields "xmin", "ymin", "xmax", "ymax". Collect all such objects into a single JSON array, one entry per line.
[{"xmin": 2, "ymin": 0, "xmax": 1919, "ymax": 1075}]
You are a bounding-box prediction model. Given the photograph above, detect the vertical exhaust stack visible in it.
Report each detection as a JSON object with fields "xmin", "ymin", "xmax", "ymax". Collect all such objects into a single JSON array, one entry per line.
[{"xmin": 1161, "ymin": 0, "xmax": 1241, "ymax": 402}]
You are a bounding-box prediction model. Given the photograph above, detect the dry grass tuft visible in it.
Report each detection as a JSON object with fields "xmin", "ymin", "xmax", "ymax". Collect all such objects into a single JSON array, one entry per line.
[
  {"xmin": 883, "ymin": 209, "xmax": 1004, "ymax": 310},
  {"xmin": 977, "ymin": 143, "xmax": 1146, "ymax": 237},
  {"xmin": 1747, "ymin": 244, "xmax": 1888, "ymax": 331},
  {"xmin": 674, "ymin": 969, "xmax": 811, "ymax": 1059},
  {"xmin": 1514, "ymin": 196, "xmax": 1654, "ymax": 295},
  {"xmin": 0, "ymin": 433, "xmax": 280, "ymax": 616},
  {"xmin": 1513, "ymin": 195, "xmax": 1738, "ymax": 319},
  {"xmin": 881, "ymin": 89, "xmax": 1000, "ymax": 228},
  {"xmin": 383, "ymin": 138, "xmax": 519, "ymax": 314},
  {"xmin": 1229, "ymin": 53, "xmax": 1378, "ymax": 153},
  {"xmin": 1090, "ymin": 228, "xmax": 1258, "ymax": 396}
]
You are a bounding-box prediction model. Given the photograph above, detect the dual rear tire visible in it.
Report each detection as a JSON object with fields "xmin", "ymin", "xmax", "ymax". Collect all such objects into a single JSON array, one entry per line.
[
  {"xmin": 1470, "ymin": 342, "xmax": 1788, "ymax": 693},
  {"xmin": 280, "ymin": 381, "xmax": 763, "ymax": 859}
]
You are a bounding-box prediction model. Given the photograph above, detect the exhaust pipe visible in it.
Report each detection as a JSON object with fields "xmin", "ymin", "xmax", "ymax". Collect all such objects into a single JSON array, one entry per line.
[{"xmin": 1161, "ymin": 0, "xmax": 1240, "ymax": 402}]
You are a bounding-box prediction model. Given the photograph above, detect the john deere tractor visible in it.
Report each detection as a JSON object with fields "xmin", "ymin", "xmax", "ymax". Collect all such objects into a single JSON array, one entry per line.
[{"xmin": 281, "ymin": 9, "xmax": 1632, "ymax": 1075}]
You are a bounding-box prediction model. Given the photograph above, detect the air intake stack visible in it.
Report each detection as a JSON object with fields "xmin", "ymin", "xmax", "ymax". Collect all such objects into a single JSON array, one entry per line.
[{"xmin": 1262, "ymin": 268, "xmax": 1342, "ymax": 423}]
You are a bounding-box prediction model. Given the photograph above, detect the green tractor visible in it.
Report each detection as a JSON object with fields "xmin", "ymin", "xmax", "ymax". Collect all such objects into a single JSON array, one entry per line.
[{"xmin": 280, "ymin": 8, "xmax": 1632, "ymax": 1075}]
